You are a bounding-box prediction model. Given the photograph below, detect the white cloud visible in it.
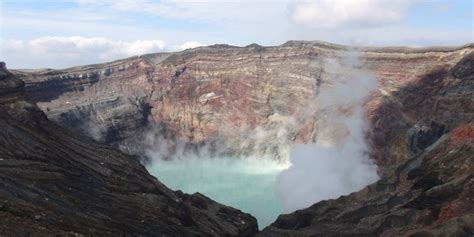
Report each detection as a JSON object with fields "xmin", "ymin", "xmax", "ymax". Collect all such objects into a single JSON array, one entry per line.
[
  {"xmin": 1, "ymin": 37, "xmax": 166, "ymax": 68},
  {"xmin": 169, "ymin": 41, "xmax": 207, "ymax": 52},
  {"xmin": 4, "ymin": 36, "xmax": 165, "ymax": 56},
  {"xmin": 179, "ymin": 41, "xmax": 206, "ymax": 50},
  {"xmin": 291, "ymin": 0, "xmax": 412, "ymax": 28}
]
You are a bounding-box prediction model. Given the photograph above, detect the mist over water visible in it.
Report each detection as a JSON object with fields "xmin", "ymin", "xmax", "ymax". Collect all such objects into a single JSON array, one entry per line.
[
  {"xmin": 147, "ymin": 157, "xmax": 288, "ymax": 228},
  {"xmin": 143, "ymin": 130, "xmax": 291, "ymax": 228}
]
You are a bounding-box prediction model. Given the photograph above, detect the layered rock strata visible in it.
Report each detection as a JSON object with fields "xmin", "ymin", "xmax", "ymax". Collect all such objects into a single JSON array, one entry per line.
[{"xmin": 14, "ymin": 42, "xmax": 474, "ymax": 166}]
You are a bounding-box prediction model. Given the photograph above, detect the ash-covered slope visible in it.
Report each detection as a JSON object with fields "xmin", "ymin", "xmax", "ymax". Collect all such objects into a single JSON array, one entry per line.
[
  {"xmin": 0, "ymin": 62, "xmax": 257, "ymax": 236},
  {"xmin": 13, "ymin": 41, "xmax": 474, "ymax": 167}
]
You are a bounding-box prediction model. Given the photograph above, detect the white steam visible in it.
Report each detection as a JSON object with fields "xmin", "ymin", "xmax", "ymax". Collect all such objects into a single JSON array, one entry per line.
[
  {"xmin": 84, "ymin": 120, "xmax": 107, "ymax": 142},
  {"xmin": 276, "ymin": 52, "xmax": 380, "ymax": 213}
]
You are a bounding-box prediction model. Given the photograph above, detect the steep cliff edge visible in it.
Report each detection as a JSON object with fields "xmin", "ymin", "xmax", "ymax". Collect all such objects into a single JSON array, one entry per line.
[
  {"xmin": 0, "ymin": 63, "xmax": 258, "ymax": 236},
  {"xmin": 14, "ymin": 41, "xmax": 474, "ymax": 167}
]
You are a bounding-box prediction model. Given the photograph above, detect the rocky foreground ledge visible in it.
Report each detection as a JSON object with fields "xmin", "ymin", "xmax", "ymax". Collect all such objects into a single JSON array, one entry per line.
[{"xmin": 0, "ymin": 63, "xmax": 257, "ymax": 236}]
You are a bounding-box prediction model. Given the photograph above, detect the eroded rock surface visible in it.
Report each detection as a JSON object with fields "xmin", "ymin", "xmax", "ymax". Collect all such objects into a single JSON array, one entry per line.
[{"xmin": 0, "ymin": 64, "xmax": 257, "ymax": 236}]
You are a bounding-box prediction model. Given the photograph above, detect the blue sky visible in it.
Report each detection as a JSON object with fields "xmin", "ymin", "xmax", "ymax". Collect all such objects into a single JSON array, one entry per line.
[{"xmin": 1, "ymin": 0, "xmax": 472, "ymax": 69}]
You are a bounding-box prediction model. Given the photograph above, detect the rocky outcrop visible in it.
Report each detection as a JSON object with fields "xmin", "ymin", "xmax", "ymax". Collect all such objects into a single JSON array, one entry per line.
[
  {"xmin": 0, "ymin": 64, "xmax": 258, "ymax": 236},
  {"xmin": 261, "ymin": 124, "xmax": 474, "ymax": 236},
  {"xmin": 407, "ymin": 121, "xmax": 445, "ymax": 154},
  {"xmin": 0, "ymin": 62, "xmax": 24, "ymax": 102},
  {"xmin": 452, "ymin": 51, "xmax": 474, "ymax": 79},
  {"xmin": 13, "ymin": 42, "xmax": 474, "ymax": 166}
]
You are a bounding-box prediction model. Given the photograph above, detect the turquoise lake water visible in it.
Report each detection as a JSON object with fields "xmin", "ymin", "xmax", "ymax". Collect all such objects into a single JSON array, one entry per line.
[{"xmin": 147, "ymin": 157, "xmax": 288, "ymax": 229}]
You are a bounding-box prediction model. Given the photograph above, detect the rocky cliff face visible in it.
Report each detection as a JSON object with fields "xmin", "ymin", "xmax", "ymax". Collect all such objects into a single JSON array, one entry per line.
[
  {"xmin": 5, "ymin": 40, "xmax": 474, "ymax": 235},
  {"xmin": 0, "ymin": 63, "xmax": 258, "ymax": 236},
  {"xmin": 13, "ymin": 54, "xmax": 169, "ymax": 147},
  {"xmin": 14, "ymin": 41, "xmax": 474, "ymax": 166}
]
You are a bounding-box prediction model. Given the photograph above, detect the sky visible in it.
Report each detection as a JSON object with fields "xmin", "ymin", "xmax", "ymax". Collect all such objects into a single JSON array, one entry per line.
[{"xmin": 0, "ymin": 0, "xmax": 473, "ymax": 69}]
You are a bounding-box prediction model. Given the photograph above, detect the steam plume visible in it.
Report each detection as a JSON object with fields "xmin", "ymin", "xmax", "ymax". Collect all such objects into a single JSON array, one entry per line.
[{"xmin": 276, "ymin": 51, "xmax": 379, "ymax": 213}]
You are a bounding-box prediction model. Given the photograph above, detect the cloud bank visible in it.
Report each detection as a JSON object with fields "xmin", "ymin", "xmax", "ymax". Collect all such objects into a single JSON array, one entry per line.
[{"xmin": 1, "ymin": 37, "xmax": 205, "ymax": 69}]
